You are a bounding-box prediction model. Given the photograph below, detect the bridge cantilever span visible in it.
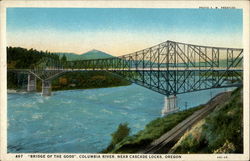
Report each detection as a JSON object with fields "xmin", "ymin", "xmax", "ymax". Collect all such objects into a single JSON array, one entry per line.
[
  {"xmin": 62, "ymin": 41, "xmax": 243, "ymax": 96},
  {"xmin": 8, "ymin": 40, "xmax": 243, "ymax": 115}
]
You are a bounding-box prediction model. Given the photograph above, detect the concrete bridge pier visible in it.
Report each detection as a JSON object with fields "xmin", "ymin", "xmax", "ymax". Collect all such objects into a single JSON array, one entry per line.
[
  {"xmin": 27, "ymin": 74, "xmax": 37, "ymax": 92},
  {"xmin": 162, "ymin": 95, "xmax": 179, "ymax": 116},
  {"xmin": 42, "ymin": 80, "xmax": 52, "ymax": 96}
]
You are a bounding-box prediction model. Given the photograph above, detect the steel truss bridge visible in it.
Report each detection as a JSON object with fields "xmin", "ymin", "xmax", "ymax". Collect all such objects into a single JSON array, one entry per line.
[{"xmin": 8, "ymin": 40, "xmax": 243, "ymax": 98}]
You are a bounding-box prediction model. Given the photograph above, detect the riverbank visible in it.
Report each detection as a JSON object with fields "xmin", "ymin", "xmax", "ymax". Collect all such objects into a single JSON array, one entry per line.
[
  {"xmin": 102, "ymin": 105, "xmax": 205, "ymax": 153},
  {"xmin": 7, "ymin": 89, "xmax": 17, "ymax": 93},
  {"xmin": 169, "ymin": 87, "xmax": 243, "ymax": 153},
  {"xmin": 7, "ymin": 71, "xmax": 132, "ymax": 92},
  {"xmin": 102, "ymin": 87, "xmax": 242, "ymax": 154},
  {"xmin": 51, "ymin": 71, "xmax": 131, "ymax": 91},
  {"xmin": 7, "ymin": 89, "xmax": 28, "ymax": 93},
  {"xmin": 141, "ymin": 91, "xmax": 232, "ymax": 153}
]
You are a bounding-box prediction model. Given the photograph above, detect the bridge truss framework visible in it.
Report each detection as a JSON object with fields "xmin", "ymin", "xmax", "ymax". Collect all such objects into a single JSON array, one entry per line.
[
  {"xmin": 9, "ymin": 40, "xmax": 243, "ymax": 97},
  {"xmin": 57, "ymin": 40, "xmax": 243, "ymax": 96}
]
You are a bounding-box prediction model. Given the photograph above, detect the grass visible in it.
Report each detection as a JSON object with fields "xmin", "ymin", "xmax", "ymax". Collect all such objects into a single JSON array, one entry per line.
[{"xmin": 102, "ymin": 105, "xmax": 204, "ymax": 153}]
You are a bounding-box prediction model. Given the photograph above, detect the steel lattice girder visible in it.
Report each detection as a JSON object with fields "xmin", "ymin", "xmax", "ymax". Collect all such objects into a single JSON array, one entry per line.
[{"xmin": 21, "ymin": 40, "xmax": 243, "ymax": 95}]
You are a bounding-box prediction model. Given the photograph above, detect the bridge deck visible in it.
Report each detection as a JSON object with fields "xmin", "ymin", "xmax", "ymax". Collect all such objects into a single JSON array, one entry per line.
[{"xmin": 8, "ymin": 67, "xmax": 243, "ymax": 72}]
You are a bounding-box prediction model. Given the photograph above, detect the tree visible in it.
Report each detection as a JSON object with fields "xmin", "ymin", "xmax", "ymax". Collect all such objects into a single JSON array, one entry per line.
[
  {"xmin": 61, "ymin": 54, "xmax": 67, "ymax": 62},
  {"xmin": 111, "ymin": 123, "xmax": 130, "ymax": 145}
]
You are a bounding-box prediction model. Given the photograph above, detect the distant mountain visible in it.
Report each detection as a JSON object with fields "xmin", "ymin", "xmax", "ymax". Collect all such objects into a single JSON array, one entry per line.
[
  {"xmin": 55, "ymin": 50, "xmax": 114, "ymax": 61},
  {"xmin": 79, "ymin": 49, "xmax": 114, "ymax": 60}
]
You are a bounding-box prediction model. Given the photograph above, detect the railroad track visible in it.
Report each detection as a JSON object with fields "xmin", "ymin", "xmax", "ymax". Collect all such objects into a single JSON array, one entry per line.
[{"xmin": 139, "ymin": 92, "xmax": 231, "ymax": 154}]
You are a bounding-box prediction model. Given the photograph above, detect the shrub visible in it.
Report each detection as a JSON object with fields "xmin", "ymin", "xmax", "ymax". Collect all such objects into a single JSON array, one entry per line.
[
  {"xmin": 111, "ymin": 123, "xmax": 130, "ymax": 145},
  {"xmin": 213, "ymin": 140, "xmax": 236, "ymax": 153}
]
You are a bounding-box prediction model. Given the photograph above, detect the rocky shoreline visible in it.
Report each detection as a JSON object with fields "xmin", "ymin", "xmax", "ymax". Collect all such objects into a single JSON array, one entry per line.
[{"xmin": 7, "ymin": 89, "xmax": 28, "ymax": 93}]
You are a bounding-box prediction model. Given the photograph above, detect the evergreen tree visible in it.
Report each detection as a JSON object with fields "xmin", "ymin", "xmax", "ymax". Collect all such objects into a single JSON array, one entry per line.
[{"xmin": 61, "ymin": 54, "xmax": 67, "ymax": 62}]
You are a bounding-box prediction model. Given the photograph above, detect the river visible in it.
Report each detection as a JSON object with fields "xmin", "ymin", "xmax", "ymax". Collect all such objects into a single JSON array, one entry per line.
[{"xmin": 7, "ymin": 84, "xmax": 235, "ymax": 153}]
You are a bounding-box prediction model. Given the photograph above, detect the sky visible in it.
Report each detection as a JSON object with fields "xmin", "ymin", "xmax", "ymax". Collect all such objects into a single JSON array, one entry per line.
[{"xmin": 7, "ymin": 8, "xmax": 243, "ymax": 56}]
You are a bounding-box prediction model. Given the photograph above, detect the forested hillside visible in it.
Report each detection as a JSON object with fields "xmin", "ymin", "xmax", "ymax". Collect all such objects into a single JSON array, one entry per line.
[{"xmin": 7, "ymin": 47, "xmax": 60, "ymax": 69}]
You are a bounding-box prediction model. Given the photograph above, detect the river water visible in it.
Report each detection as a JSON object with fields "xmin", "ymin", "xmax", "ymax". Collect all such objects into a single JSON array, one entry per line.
[{"xmin": 7, "ymin": 84, "xmax": 234, "ymax": 153}]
